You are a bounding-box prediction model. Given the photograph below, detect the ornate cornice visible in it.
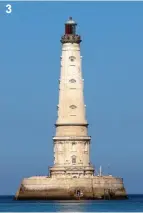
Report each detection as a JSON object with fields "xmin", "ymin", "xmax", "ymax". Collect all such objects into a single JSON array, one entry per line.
[
  {"xmin": 61, "ymin": 34, "xmax": 81, "ymax": 44},
  {"xmin": 49, "ymin": 166, "xmax": 95, "ymax": 172}
]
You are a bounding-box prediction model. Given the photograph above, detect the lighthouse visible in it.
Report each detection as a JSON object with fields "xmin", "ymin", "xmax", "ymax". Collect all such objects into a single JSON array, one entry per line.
[
  {"xmin": 15, "ymin": 18, "xmax": 127, "ymax": 200},
  {"xmin": 50, "ymin": 17, "xmax": 94, "ymax": 178}
]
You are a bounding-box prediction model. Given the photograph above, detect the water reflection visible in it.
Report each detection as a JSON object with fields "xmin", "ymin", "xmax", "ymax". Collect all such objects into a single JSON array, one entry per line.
[{"xmin": 53, "ymin": 200, "xmax": 93, "ymax": 212}]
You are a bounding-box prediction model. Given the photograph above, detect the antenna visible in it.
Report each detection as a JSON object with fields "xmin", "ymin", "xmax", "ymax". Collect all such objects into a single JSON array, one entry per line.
[
  {"xmin": 108, "ymin": 164, "xmax": 110, "ymax": 175},
  {"xmin": 99, "ymin": 166, "xmax": 102, "ymax": 176}
]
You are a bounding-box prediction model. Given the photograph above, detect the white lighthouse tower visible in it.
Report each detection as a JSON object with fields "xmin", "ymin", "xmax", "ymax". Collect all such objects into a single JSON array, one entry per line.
[
  {"xmin": 50, "ymin": 17, "xmax": 94, "ymax": 178},
  {"xmin": 16, "ymin": 18, "xmax": 127, "ymax": 200}
]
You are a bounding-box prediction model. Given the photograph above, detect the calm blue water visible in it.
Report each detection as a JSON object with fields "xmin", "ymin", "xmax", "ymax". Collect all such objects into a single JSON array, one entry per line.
[{"xmin": 0, "ymin": 195, "xmax": 143, "ymax": 212}]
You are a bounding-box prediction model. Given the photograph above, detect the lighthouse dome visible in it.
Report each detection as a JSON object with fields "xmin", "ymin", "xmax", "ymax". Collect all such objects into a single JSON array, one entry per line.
[{"xmin": 66, "ymin": 17, "xmax": 76, "ymax": 25}]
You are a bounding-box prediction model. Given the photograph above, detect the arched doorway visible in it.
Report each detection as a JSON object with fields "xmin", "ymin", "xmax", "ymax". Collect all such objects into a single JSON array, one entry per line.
[{"xmin": 75, "ymin": 189, "xmax": 83, "ymax": 198}]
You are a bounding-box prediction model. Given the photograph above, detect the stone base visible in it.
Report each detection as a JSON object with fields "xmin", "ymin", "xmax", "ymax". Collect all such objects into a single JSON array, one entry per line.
[{"xmin": 15, "ymin": 175, "xmax": 127, "ymax": 200}]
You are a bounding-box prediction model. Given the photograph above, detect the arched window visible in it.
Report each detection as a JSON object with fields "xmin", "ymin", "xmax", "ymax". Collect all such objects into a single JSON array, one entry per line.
[
  {"xmin": 69, "ymin": 105, "xmax": 77, "ymax": 109},
  {"xmin": 69, "ymin": 79, "xmax": 76, "ymax": 83},
  {"xmin": 72, "ymin": 155, "xmax": 76, "ymax": 164},
  {"xmin": 69, "ymin": 56, "xmax": 76, "ymax": 62}
]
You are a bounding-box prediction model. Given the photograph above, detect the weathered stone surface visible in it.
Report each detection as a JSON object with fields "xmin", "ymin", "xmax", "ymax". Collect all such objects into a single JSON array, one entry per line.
[{"xmin": 15, "ymin": 176, "xmax": 127, "ymax": 200}]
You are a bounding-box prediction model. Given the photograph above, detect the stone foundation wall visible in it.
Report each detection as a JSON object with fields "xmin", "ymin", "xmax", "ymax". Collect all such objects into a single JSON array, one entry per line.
[{"xmin": 15, "ymin": 176, "xmax": 127, "ymax": 200}]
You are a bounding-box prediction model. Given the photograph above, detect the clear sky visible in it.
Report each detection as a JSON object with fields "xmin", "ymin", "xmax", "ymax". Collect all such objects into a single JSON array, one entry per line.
[{"xmin": 0, "ymin": 2, "xmax": 143, "ymax": 195}]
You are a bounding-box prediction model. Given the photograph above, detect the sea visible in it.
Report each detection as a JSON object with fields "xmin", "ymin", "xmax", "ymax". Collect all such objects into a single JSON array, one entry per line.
[{"xmin": 0, "ymin": 195, "xmax": 143, "ymax": 212}]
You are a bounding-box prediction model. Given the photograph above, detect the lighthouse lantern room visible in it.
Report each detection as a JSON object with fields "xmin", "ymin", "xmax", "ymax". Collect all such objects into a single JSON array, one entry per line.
[{"xmin": 65, "ymin": 17, "xmax": 77, "ymax": 35}]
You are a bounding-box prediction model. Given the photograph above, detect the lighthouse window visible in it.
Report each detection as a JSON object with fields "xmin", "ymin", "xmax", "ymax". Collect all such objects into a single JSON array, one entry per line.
[
  {"xmin": 72, "ymin": 155, "xmax": 76, "ymax": 164},
  {"xmin": 65, "ymin": 24, "xmax": 73, "ymax": 34},
  {"xmin": 70, "ymin": 105, "xmax": 77, "ymax": 109},
  {"xmin": 69, "ymin": 56, "xmax": 76, "ymax": 62},
  {"xmin": 69, "ymin": 79, "xmax": 76, "ymax": 83}
]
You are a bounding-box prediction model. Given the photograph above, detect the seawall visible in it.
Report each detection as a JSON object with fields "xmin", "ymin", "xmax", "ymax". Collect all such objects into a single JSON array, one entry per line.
[{"xmin": 15, "ymin": 175, "xmax": 127, "ymax": 200}]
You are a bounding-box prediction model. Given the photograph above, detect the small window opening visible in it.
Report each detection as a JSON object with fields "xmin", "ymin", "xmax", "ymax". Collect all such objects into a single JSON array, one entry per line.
[{"xmin": 72, "ymin": 155, "xmax": 76, "ymax": 164}]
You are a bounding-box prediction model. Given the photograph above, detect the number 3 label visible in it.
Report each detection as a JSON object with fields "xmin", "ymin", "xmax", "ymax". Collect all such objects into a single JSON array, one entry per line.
[{"xmin": 6, "ymin": 4, "xmax": 12, "ymax": 14}]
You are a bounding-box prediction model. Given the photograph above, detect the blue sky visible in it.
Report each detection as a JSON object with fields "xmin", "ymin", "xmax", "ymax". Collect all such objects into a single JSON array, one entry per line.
[{"xmin": 0, "ymin": 2, "xmax": 143, "ymax": 195}]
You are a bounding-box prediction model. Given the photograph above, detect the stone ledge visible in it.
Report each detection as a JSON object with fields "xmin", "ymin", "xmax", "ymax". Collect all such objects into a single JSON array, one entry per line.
[
  {"xmin": 49, "ymin": 166, "xmax": 94, "ymax": 171},
  {"xmin": 53, "ymin": 136, "xmax": 91, "ymax": 141},
  {"xmin": 55, "ymin": 123, "xmax": 89, "ymax": 127}
]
